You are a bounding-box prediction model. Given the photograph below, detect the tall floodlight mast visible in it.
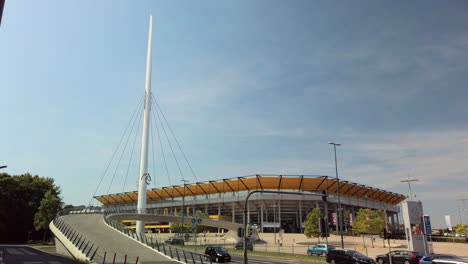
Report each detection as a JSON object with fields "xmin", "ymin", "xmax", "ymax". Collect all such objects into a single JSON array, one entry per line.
[{"xmin": 136, "ymin": 15, "xmax": 153, "ymax": 235}]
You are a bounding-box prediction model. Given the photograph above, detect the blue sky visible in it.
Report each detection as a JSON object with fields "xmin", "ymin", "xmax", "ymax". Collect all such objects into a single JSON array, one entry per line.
[{"xmin": 1, "ymin": 1, "xmax": 468, "ymax": 228}]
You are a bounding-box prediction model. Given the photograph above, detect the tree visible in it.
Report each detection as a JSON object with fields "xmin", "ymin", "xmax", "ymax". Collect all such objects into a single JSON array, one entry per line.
[
  {"xmin": 352, "ymin": 208, "xmax": 386, "ymax": 248},
  {"xmin": 0, "ymin": 173, "xmax": 61, "ymax": 243},
  {"xmin": 304, "ymin": 208, "xmax": 321, "ymax": 243},
  {"xmin": 454, "ymin": 224, "xmax": 467, "ymax": 235},
  {"xmin": 34, "ymin": 190, "xmax": 63, "ymax": 241}
]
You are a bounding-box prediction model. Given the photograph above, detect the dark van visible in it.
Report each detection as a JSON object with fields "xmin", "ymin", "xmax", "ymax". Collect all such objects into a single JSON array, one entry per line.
[{"xmin": 326, "ymin": 249, "xmax": 375, "ymax": 264}]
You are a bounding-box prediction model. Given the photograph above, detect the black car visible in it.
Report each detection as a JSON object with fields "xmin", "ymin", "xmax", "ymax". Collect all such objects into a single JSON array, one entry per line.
[
  {"xmin": 375, "ymin": 251, "xmax": 421, "ymax": 264},
  {"xmin": 204, "ymin": 246, "xmax": 231, "ymax": 262},
  {"xmin": 326, "ymin": 249, "xmax": 375, "ymax": 264},
  {"xmin": 234, "ymin": 241, "xmax": 253, "ymax": 251},
  {"xmin": 164, "ymin": 237, "xmax": 184, "ymax": 245}
]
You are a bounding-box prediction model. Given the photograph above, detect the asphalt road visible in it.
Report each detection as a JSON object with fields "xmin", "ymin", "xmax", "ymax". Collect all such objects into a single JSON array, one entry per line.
[
  {"xmin": 230, "ymin": 254, "xmax": 322, "ymax": 264},
  {"xmin": 0, "ymin": 245, "xmax": 82, "ymax": 264}
]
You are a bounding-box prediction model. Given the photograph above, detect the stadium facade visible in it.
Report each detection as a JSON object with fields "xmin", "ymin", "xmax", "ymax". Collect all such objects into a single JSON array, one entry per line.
[{"xmin": 95, "ymin": 174, "xmax": 406, "ymax": 233}]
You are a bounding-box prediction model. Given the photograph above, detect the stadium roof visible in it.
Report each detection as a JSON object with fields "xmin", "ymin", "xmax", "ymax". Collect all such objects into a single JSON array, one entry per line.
[{"xmin": 94, "ymin": 174, "xmax": 406, "ymax": 206}]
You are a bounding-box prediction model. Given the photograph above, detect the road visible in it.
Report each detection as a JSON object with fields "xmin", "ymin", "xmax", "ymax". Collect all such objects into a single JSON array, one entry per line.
[
  {"xmin": 230, "ymin": 254, "xmax": 322, "ymax": 264},
  {"xmin": 0, "ymin": 245, "xmax": 82, "ymax": 264}
]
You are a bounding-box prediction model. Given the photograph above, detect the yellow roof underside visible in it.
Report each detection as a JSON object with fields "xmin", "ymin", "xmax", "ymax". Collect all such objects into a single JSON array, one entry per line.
[{"xmin": 94, "ymin": 175, "xmax": 406, "ymax": 206}]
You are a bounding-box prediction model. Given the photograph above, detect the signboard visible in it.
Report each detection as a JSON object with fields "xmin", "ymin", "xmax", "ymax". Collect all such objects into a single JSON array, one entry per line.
[
  {"xmin": 191, "ymin": 218, "xmax": 203, "ymax": 226},
  {"xmin": 423, "ymin": 215, "xmax": 432, "ymax": 235}
]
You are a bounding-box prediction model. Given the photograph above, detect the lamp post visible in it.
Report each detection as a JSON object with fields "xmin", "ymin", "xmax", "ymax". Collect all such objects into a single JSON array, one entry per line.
[
  {"xmin": 273, "ymin": 204, "xmax": 277, "ymax": 245},
  {"xmin": 328, "ymin": 141, "xmax": 344, "ymax": 249},
  {"xmin": 181, "ymin": 179, "xmax": 188, "ymax": 235},
  {"xmin": 400, "ymin": 176, "xmax": 419, "ymax": 200}
]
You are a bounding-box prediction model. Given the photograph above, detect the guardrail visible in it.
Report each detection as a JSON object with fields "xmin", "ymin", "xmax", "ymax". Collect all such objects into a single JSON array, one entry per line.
[
  {"xmin": 53, "ymin": 216, "xmax": 100, "ymax": 262},
  {"xmin": 103, "ymin": 208, "xmax": 212, "ymax": 263}
]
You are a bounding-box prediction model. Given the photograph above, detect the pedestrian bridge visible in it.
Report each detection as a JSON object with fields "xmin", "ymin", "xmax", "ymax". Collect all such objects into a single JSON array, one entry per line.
[{"xmin": 50, "ymin": 209, "xmax": 253, "ymax": 263}]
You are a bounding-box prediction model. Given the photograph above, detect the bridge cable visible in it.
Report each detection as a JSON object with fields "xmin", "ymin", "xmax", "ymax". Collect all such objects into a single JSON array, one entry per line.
[
  {"xmin": 153, "ymin": 99, "xmax": 199, "ymax": 182},
  {"xmin": 152, "ymin": 98, "xmax": 185, "ymax": 184},
  {"xmin": 106, "ymin": 99, "xmax": 144, "ymax": 195},
  {"xmin": 122, "ymin": 101, "xmax": 144, "ymax": 193},
  {"xmin": 89, "ymin": 95, "xmax": 145, "ymax": 205},
  {"xmin": 150, "ymin": 98, "xmax": 172, "ymax": 187}
]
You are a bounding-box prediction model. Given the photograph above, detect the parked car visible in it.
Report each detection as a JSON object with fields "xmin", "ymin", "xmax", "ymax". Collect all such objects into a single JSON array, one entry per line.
[
  {"xmin": 326, "ymin": 249, "xmax": 375, "ymax": 264},
  {"xmin": 164, "ymin": 237, "xmax": 184, "ymax": 245},
  {"xmin": 204, "ymin": 246, "xmax": 231, "ymax": 262},
  {"xmin": 308, "ymin": 244, "xmax": 335, "ymax": 256},
  {"xmin": 375, "ymin": 251, "xmax": 422, "ymax": 264},
  {"xmin": 234, "ymin": 241, "xmax": 253, "ymax": 251},
  {"xmin": 420, "ymin": 255, "xmax": 468, "ymax": 264},
  {"xmin": 431, "ymin": 259, "xmax": 468, "ymax": 264}
]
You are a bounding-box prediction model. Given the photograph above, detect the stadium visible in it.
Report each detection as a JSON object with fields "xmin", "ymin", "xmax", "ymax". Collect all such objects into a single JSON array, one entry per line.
[{"xmin": 95, "ymin": 174, "xmax": 406, "ymax": 234}]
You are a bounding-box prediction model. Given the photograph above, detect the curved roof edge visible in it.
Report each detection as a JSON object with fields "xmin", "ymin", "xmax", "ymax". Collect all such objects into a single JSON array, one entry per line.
[{"xmin": 94, "ymin": 174, "xmax": 406, "ymax": 206}]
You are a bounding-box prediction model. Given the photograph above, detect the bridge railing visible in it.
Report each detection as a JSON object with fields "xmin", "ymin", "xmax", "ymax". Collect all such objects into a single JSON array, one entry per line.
[
  {"xmin": 104, "ymin": 208, "xmax": 212, "ymax": 264},
  {"xmin": 53, "ymin": 207, "xmax": 141, "ymax": 264},
  {"xmin": 53, "ymin": 216, "xmax": 100, "ymax": 262}
]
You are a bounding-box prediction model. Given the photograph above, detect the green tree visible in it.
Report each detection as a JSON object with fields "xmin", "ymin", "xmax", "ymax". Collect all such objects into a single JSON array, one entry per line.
[
  {"xmin": 34, "ymin": 190, "xmax": 63, "ymax": 241},
  {"xmin": 0, "ymin": 173, "xmax": 61, "ymax": 243},
  {"xmin": 304, "ymin": 208, "xmax": 321, "ymax": 243},
  {"xmin": 352, "ymin": 208, "xmax": 386, "ymax": 248},
  {"xmin": 454, "ymin": 224, "xmax": 467, "ymax": 235}
]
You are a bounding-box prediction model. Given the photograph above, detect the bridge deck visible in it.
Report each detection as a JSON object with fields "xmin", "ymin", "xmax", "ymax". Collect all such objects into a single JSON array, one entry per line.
[{"xmin": 63, "ymin": 214, "xmax": 177, "ymax": 264}]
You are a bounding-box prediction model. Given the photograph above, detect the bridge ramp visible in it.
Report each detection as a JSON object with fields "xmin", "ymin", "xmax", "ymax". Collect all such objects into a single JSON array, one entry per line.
[{"xmin": 63, "ymin": 214, "xmax": 177, "ymax": 264}]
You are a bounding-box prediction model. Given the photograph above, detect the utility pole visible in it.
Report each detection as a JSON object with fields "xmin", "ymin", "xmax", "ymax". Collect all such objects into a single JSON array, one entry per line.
[{"xmin": 400, "ymin": 176, "xmax": 419, "ymax": 200}]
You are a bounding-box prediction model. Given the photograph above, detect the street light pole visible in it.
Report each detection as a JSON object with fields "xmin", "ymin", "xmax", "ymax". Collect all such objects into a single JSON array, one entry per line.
[
  {"xmin": 273, "ymin": 204, "xmax": 277, "ymax": 245},
  {"xmin": 400, "ymin": 176, "xmax": 419, "ymax": 200},
  {"xmin": 329, "ymin": 141, "xmax": 344, "ymax": 249},
  {"xmin": 181, "ymin": 179, "xmax": 188, "ymax": 235}
]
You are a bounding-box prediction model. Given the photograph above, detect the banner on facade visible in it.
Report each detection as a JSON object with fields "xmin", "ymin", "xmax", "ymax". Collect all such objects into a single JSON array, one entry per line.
[
  {"xmin": 445, "ymin": 215, "xmax": 452, "ymax": 231},
  {"xmin": 332, "ymin": 213, "xmax": 337, "ymax": 225},
  {"xmin": 349, "ymin": 213, "xmax": 353, "ymax": 225}
]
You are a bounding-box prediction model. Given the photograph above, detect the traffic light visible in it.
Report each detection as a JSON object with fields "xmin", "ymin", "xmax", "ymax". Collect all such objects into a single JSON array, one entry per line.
[
  {"xmin": 248, "ymin": 226, "xmax": 254, "ymax": 238},
  {"xmin": 237, "ymin": 227, "xmax": 244, "ymax": 237},
  {"xmin": 383, "ymin": 228, "xmax": 392, "ymax": 240},
  {"xmin": 320, "ymin": 217, "xmax": 329, "ymax": 237},
  {"xmin": 321, "ymin": 190, "xmax": 327, "ymax": 202}
]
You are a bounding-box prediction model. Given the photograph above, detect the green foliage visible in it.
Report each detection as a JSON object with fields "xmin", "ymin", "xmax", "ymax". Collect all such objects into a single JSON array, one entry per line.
[
  {"xmin": 352, "ymin": 208, "xmax": 386, "ymax": 235},
  {"xmin": 0, "ymin": 173, "xmax": 62, "ymax": 243},
  {"xmin": 454, "ymin": 224, "xmax": 467, "ymax": 235},
  {"xmin": 34, "ymin": 190, "xmax": 63, "ymax": 232},
  {"xmin": 171, "ymin": 210, "xmax": 210, "ymax": 233},
  {"xmin": 304, "ymin": 208, "xmax": 321, "ymax": 239}
]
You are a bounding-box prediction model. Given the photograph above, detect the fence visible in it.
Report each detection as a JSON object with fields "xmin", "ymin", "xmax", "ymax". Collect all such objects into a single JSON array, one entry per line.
[{"xmin": 104, "ymin": 209, "xmax": 212, "ymax": 264}]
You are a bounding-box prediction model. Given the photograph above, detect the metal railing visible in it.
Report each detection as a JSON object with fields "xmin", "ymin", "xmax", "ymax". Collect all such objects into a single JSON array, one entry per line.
[
  {"xmin": 103, "ymin": 208, "xmax": 212, "ymax": 264},
  {"xmin": 53, "ymin": 216, "xmax": 100, "ymax": 262},
  {"xmin": 53, "ymin": 207, "xmax": 140, "ymax": 264}
]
